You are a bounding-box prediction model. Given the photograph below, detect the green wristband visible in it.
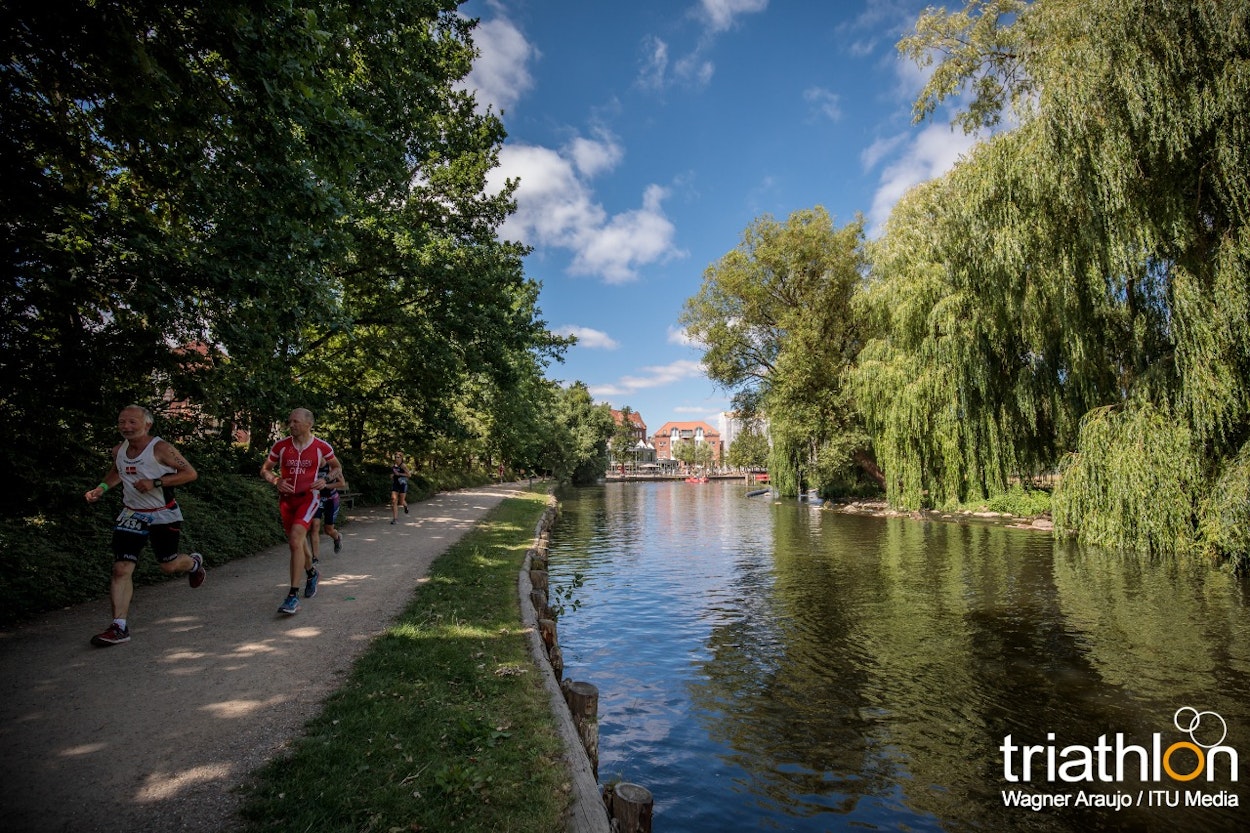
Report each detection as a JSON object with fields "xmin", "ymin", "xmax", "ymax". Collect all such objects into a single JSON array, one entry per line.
[{"xmin": 97, "ymin": 482, "xmax": 109, "ymax": 493}]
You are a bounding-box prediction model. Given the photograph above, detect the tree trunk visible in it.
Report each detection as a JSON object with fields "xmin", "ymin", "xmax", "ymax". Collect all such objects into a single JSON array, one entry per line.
[{"xmin": 853, "ymin": 449, "xmax": 886, "ymax": 488}]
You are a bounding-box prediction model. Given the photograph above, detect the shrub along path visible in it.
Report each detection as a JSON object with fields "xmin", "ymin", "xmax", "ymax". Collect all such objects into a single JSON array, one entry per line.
[{"xmin": 0, "ymin": 482, "xmax": 559, "ymax": 833}]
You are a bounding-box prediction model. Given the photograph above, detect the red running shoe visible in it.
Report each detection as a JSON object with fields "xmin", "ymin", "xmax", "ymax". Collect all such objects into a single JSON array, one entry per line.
[
  {"xmin": 188, "ymin": 552, "xmax": 207, "ymax": 588},
  {"xmin": 91, "ymin": 623, "xmax": 130, "ymax": 646}
]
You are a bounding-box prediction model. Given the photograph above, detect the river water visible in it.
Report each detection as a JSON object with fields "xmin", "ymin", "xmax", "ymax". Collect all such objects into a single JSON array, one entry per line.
[{"xmin": 544, "ymin": 480, "xmax": 1250, "ymax": 832}]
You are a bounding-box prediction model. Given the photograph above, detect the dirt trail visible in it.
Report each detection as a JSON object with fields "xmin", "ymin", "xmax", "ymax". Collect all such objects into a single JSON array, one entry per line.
[{"xmin": 0, "ymin": 483, "xmax": 528, "ymax": 833}]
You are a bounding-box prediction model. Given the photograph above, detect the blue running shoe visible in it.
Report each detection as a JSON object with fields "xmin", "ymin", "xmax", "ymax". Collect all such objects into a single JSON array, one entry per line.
[
  {"xmin": 279, "ymin": 593, "xmax": 300, "ymax": 615},
  {"xmin": 304, "ymin": 568, "xmax": 319, "ymax": 599}
]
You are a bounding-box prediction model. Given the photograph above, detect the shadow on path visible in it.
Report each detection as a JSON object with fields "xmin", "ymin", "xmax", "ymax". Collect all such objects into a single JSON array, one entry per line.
[{"xmin": 0, "ymin": 483, "xmax": 528, "ymax": 833}]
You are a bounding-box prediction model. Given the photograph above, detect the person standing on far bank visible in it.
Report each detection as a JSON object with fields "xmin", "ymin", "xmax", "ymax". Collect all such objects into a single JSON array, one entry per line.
[
  {"xmin": 260, "ymin": 408, "xmax": 342, "ymax": 615},
  {"xmin": 84, "ymin": 405, "xmax": 206, "ymax": 646},
  {"xmin": 390, "ymin": 452, "xmax": 410, "ymax": 525}
]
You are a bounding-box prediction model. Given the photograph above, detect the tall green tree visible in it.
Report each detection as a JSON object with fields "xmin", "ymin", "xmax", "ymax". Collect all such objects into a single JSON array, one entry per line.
[
  {"xmin": 672, "ymin": 438, "xmax": 714, "ymax": 471},
  {"xmin": 680, "ymin": 207, "xmax": 876, "ymax": 496},
  {"xmin": 540, "ymin": 382, "xmax": 614, "ymax": 485},
  {"xmin": 726, "ymin": 424, "xmax": 770, "ymax": 470},
  {"xmin": 609, "ymin": 406, "xmax": 638, "ymax": 468},
  {"xmin": 2, "ymin": 1, "xmax": 565, "ymax": 513}
]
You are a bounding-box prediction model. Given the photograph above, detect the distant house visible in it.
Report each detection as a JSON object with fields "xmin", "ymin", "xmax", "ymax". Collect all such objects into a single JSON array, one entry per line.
[
  {"xmin": 610, "ymin": 409, "xmax": 655, "ymax": 467},
  {"xmin": 650, "ymin": 420, "xmax": 722, "ymax": 465}
]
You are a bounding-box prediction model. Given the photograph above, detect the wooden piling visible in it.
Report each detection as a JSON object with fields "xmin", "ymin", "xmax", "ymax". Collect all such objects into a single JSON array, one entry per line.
[
  {"xmin": 529, "ymin": 568, "xmax": 549, "ymax": 591},
  {"xmin": 538, "ymin": 617, "xmax": 557, "ymax": 650},
  {"xmin": 548, "ymin": 643, "xmax": 564, "ymax": 681},
  {"xmin": 605, "ymin": 782, "xmax": 653, "ymax": 833},
  {"xmin": 564, "ymin": 681, "xmax": 598, "ymax": 721},
  {"xmin": 564, "ymin": 681, "xmax": 600, "ymax": 779}
]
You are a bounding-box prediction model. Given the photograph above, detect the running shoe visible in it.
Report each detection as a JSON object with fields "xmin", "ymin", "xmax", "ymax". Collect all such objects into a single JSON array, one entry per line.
[
  {"xmin": 279, "ymin": 594, "xmax": 301, "ymax": 615},
  {"xmin": 188, "ymin": 552, "xmax": 207, "ymax": 588},
  {"xmin": 390, "ymin": 519, "xmax": 396, "ymax": 525},
  {"xmin": 304, "ymin": 568, "xmax": 319, "ymax": 598},
  {"xmin": 91, "ymin": 623, "xmax": 130, "ymax": 646},
  {"xmin": 333, "ymin": 535, "xmax": 343, "ymax": 554},
  {"xmin": 403, "ymin": 505, "xmax": 409, "ymax": 514}
]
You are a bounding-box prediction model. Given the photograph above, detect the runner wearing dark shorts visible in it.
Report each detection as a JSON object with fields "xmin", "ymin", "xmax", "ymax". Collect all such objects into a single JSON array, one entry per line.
[
  {"xmin": 390, "ymin": 452, "xmax": 410, "ymax": 525},
  {"xmin": 84, "ymin": 405, "xmax": 206, "ymax": 646},
  {"xmin": 306, "ymin": 462, "xmax": 345, "ymax": 565}
]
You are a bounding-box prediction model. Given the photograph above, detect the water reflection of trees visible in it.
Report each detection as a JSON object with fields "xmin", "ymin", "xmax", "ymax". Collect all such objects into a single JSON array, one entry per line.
[
  {"xmin": 552, "ymin": 485, "xmax": 1250, "ymax": 832},
  {"xmin": 689, "ymin": 509, "xmax": 1250, "ymax": 831}
]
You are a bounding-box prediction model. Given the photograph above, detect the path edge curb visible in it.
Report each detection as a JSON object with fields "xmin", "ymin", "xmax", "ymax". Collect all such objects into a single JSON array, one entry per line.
[{"xmin": 518, "ymin": 495, "xmax": 611, "ymax": 833}]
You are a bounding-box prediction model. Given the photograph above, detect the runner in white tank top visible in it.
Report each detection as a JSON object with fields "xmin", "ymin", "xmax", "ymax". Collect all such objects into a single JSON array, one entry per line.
[{"xmin": 84, "ymin": 405, "xmax": 207, "ymax": 646}]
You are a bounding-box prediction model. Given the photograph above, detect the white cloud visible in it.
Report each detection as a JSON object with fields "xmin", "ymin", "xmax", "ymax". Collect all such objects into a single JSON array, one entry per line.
[
  {"xmin": 489, "ymin": 144, "xmax": 683, "ymax": 284},
  {"xmin": 866, "ymin": 121, "xmax": 981, "ymax": 235},
  {"xmin": 589, "ymin": 359, "xmax": 706, "ymax": 398},
  {"xmin": 667, "ymin": 326, "xmax": 700, "ymax": 347},
  {"xmin": 554, "ymin": 325, "xmax": 619, "ymax": 350},
  {"xmin": 460, "ymin": 14, "xmax": 537, "ymax": 115},
  {"xmin": 674, "ymin": 54, "xmax": 716, "ymax": 87},
  {"xmin": 699, "ymin": 0, "xmax": 769, "ymax": 34},
  {"xmin": 672, "ymin": 406, "xmax": 726, "ymax": 426},
  {"xmin": 803, "ymin": 86, "xmax": 842, "ymax": 122},
  {"xmin": 567, "ymin": 130, "xmax": 623, "ymax": 178},
  {"xmin": 638, "ymin": 0, "xmax": 767, "ymax": 91},
  {"xmin": 569, "ymin": 184, "xmax": 682, "ymax": 283},
  {"xmin": 638, "ymin": 35, "xmax": 669, "ymax": 91},
  {"xmin": 860, "ymin": 132, "xmax": 909, "ymax": 171}
]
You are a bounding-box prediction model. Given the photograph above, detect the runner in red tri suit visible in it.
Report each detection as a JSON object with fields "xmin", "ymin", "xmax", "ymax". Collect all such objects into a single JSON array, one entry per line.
[{"xmin": 260, "ymin": 408, "xmax": 343, "ymax": 615}]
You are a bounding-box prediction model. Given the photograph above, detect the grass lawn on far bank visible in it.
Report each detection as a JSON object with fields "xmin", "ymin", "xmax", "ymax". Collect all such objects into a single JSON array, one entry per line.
[{"xmin": 238, "ymin": 486, "xmax": 571, "ymax": 832}]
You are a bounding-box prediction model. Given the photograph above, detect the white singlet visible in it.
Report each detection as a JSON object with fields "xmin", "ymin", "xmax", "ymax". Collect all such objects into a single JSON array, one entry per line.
[{"xmin": 115, "ymin": 436, "xmax": 183, "ymax": 524}]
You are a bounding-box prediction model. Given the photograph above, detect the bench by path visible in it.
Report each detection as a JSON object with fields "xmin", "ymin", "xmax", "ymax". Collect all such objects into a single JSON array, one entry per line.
[{"xmin": 0, "ymin": 483, "xmax": 532, "ymax": 833}]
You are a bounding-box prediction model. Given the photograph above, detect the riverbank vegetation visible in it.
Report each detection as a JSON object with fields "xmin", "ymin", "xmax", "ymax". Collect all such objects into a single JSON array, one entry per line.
[
  {"xmin": 2, "ymin": 1, "xmax": 619, "ymax": 621},
  {"xmin": 238, "ymin": 487, "xmax": 569, "ymax": 833},
  {"xmin": 682, "ymin": 0, "xmax": 1249, "ymax": 567}
]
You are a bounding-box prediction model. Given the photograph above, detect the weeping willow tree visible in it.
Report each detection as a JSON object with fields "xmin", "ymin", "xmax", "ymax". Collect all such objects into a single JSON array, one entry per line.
[
  {"xmin": 853, "ymin": 176, "xmax": 1020, "ymax": 510},
  {"xmin": 866, "ymin": 0, "xmax": 1250, "ymax": 561},
  {"xmin": 1029, "ymin": 0, "xmax": 1250, "ymax": 560}
]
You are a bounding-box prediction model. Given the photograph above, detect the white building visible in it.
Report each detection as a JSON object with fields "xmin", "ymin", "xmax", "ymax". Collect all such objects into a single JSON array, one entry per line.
[{"xmin": 719, "ymin": 411, "xmax": 769, "ymax": 452}]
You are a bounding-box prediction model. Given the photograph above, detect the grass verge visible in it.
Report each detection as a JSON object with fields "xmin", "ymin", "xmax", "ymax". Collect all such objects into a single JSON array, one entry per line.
[{"xmin": 238, "ymin": 486, "xmax": 570, "ymax": 833}]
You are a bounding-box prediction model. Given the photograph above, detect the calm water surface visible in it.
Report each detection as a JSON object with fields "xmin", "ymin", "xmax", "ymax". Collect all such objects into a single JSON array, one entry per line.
[{"xmin": 545, "ymin": 480, "xmax": 1250, "ymax": 832}]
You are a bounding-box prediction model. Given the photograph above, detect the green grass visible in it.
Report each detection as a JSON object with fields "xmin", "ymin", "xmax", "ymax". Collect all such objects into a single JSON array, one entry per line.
[{"xmin": 238, "ymin": 487, "xmax": 571, "ymax": 833}]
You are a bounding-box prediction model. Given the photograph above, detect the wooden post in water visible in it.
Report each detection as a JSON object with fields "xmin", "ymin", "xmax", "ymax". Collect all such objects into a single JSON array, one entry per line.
[
  {"xmin": 604, "ymin": 782, "xmax": 653, "ymax": 833},
  {"xmin": 529, "ymin": 568, "xmax": 548, "ymax": 591},
  {"xmin": 530, "ymin": 588, "xmax": 552, "ymax": 620},
  {"xmin": 538, "ymin": 617, "xmax": 557, "ymax": 650},
  {"xmin": 563, "ymin": 680, "xmax": 600, "ymax": 779},
  {"xmin": 548, "ymin": 643, "xmax": 564, "ymax": 681}
]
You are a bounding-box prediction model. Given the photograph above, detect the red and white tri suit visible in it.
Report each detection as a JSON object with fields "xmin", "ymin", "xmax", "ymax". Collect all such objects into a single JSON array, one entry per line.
[{"xmin": 267, "ymin": 435, "xmax": 337, "ymax": 533}]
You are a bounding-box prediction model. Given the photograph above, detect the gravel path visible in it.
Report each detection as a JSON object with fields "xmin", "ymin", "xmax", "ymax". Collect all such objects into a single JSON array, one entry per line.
[{"xmin": 0, "ymin": 483, "xmax": 529, "ymax": 833}]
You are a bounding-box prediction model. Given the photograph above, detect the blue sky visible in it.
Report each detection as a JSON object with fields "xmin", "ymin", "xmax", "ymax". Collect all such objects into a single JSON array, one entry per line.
[{"xmin": 461, "ymin": 0, "xmax": 980, "ymax": 434}]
